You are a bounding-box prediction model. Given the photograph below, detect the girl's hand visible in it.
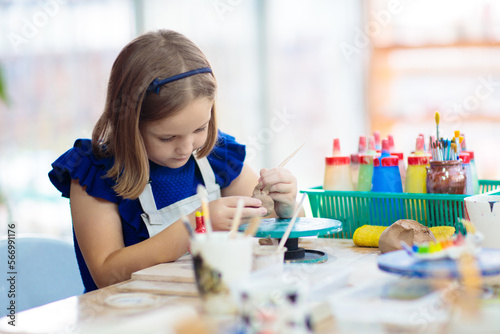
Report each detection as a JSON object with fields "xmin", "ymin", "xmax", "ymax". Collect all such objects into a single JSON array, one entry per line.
[
  {"xmin": 208, "ymin": 196, "xmax": 267, "ymax": 231},
  {"xmin": 256, "ymin": 168, "xmax": 297, "ymax": 218}
]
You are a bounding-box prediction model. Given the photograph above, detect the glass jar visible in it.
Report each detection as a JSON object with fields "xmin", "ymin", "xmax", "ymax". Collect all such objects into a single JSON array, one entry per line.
[{"xmin": 426, "ymin": 160, "xmax": 466, "ymax": 194}]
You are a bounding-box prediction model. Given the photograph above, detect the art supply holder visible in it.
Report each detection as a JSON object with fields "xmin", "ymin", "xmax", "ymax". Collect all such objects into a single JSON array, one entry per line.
[{"xmin": 301, "ymin": 180, "xmax": 500, "ymax": 239}]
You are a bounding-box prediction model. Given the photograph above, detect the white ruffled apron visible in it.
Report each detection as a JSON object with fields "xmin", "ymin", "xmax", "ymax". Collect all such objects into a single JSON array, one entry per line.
[{"xmin": 138, "ymin": 156, "xmax": 221, "ymax": 237}]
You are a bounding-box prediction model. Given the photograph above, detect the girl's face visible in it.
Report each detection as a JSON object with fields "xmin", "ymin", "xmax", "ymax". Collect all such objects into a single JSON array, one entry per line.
[{"xmin": 140, "ymin": 97, "xmax": 213, "ymax": 169}]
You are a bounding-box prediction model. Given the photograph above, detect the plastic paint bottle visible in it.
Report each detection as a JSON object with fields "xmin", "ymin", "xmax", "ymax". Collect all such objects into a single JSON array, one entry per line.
[
  {"xmin": 332, "ymin": 138, "xmax": 342, "ymax": 155},
  {"xmin": 460, "ymin": 134, "xmax": 479, "ymax": 194},
  {"xmin": 357, "ymin": 136, "xmax": 377, "ymax": 191},
  {"xmin": 414, "ymin": 136, "xmax": 426, "ymax": 156},
  {"xmin": 462, "ymin": 150, "xmax": 479, "ymax": 194},
  {"xmin": 324, "ymin": 156, "xmax": 353, "ymax": 191},
  {"xmin": 373, "ymin": 131, "xmax": 382, "ymax": 152},
  {"xmin": 195, "ymin": 211, "xmax": 206, "ymax": 233},
  {"xmin": 387, "ymin": 135, "xmax": 406, "ymax": 191},
  {"xmin": 459, "ymin": 153, "xmax": 473, "ymax": 195},
  {"xmin": 324, "ymin": 139, "xmax": 353, "ymax": 191},
  {"xmin": 393, "ymin": 152, "xmax": 406, "ymax": 191},
  {"xmin": 371, "ymin": 156, "xmax": 403, "ymax": 193},
  {"xmin": 418, "ymin": 133, "xmax": 427, "ymax": 152},
  {"xmin": 370, "ymin": 154, "xmax": 403, "ymax": 225},
  {"xmin": 350, "ymin": 135, "xmax": 366, "ymax": 190},
  {"xmin": 357, "ymin": 154, "xmax": 374, "ymax": 191},
  {"xmin": 379, "ymin": 138, "xmax": 392, "ymax": 158},
  {"xmin": 405, "ymin": 155, "xmax": 430, "ymax": 193}
]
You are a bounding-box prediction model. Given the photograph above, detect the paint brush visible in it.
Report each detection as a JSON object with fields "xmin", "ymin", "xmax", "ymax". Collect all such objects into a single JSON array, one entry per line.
[
  {"xmin": 197, "ymin": 184, "xmax": 213, "ymax": 235},
  {"xmin": 278, "ymin": 142, "xmax": 306, "ymax": 168},
  {"xmin": 400, "ymin": 241, "xmax": 414, "ymax": 256},
  {"xmin": 451, "ymin": 143, "xmax": 457, "ymax": 160},
  {"xmin": 277, "ymin": 193, "xmax": 307, "ymax": 253},
  {"xmin": 454, "ymin": 130, "xmax": 461, "ymax": 154},
  {"xmin": 435, "ymin": 111, "xmax": 440, "ymax": 145},
  {"xmin": 229, "ymin": 198, "xmax": 244, "ymax": 238},
  {"xmin": 244, "ymin": 216, "xmax": 261, "ymax": 237}
]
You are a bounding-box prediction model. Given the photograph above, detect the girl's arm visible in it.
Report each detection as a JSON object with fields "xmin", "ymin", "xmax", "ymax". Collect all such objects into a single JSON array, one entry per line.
[
  {"xmin": 221, "ymin": 163, "xmax": 260, "ymax": 197},
  {"xmin": 70, "ymin": 179, "xmax": 192, "ymax": 289}
]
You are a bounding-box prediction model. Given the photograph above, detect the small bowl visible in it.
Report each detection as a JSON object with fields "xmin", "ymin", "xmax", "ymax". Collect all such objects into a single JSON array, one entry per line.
[{"xmin": 252, "ymin": 245, "xmax": 287, "ymax": 271}]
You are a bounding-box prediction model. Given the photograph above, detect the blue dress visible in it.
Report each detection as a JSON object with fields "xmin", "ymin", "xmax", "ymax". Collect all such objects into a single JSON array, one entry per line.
[{"xmin": 49, "ymin": 131, "xmax": 246, "ymax": 292}]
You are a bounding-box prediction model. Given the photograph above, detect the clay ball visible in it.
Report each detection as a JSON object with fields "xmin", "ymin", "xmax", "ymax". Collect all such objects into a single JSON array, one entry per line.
[
  {"xmin": 252, "ymin": 190, "xmax": 274, "ymax": 216},
  {"xmin": 378, "ymin": 219, "xmax": 436, "ymax": 254}
]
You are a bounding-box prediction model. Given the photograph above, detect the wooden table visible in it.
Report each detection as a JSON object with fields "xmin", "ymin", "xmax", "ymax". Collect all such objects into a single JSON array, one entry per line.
[{"xmin": 1, "ymin": 238, "xmax": 500, "ymax": 334}]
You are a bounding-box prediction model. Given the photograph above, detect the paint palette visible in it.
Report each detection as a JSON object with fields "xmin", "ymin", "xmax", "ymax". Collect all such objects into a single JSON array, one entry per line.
[
  {"xmin": 401, "ymin": 232, "xmax": 484, "ymax": 261},
  {"xmin": 378, "ymin": 225, "xmax": 500, "ymax": 278},
  {"xmin": 377, "ymin": 247, "xmax": 500, "ymax": 278}
]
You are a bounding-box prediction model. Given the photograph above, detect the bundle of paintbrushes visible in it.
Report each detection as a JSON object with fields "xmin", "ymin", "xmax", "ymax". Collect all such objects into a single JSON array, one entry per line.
[
  {"xmin": 432, "ymin": 113, "xmax": 465, "ymax": 162},
  {"xmin": 431, "ymin": 139, "xmax": 457, "ymax": 161},
  {"xmin": 430, "ymin": 135, "xmax": 464, "ymax": 161}
]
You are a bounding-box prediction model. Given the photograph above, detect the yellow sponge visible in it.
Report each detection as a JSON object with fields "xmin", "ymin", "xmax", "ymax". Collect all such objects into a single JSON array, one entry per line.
[
  {"xmin": 353, "ymin": 225, "xmax": 388, "ymax": 247},
  {"xmin": 429, "ymin": 226, "xmax": 456, "ymax": 241}
]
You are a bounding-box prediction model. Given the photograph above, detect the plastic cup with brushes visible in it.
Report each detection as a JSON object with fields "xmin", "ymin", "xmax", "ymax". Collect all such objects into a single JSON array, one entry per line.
[{"xmin": 189, "ymin": 185, "xmax": 254, "ymax": 314}]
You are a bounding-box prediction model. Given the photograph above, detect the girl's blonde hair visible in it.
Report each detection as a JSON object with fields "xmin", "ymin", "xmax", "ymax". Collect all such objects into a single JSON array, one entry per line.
[{"xmin": 92, "ymin": 30, "xmax": 218, "ymax": 199}]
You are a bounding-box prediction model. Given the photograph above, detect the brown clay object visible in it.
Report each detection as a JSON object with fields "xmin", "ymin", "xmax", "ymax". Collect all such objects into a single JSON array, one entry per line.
[
  {"xmin": 378, "ymin": 219, "xmax": 436, "ymax": 254},
  {"xmin": 252, "ymin": 183, "xmax": 274, "ymax": 216}
]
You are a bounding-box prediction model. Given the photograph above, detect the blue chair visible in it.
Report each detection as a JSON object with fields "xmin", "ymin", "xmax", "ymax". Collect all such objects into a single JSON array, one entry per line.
[{"xmin": 0, "ymin": 234, "xmax": 84, "ymax": 312}]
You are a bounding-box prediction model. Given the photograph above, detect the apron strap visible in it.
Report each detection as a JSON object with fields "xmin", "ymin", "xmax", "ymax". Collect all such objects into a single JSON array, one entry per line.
[
  {"xmin": 196, "ymin": 155, "xmax": 221, "ymax": 201},
  {"xmin": 138, "ymin": 182, "xmax": 159, "ymax": 223}
]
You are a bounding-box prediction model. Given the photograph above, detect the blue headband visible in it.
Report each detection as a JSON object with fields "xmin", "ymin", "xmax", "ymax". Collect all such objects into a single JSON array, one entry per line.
[{"xmin": 147, "ymin": 67, "xmax": 212, "ymax": 94}]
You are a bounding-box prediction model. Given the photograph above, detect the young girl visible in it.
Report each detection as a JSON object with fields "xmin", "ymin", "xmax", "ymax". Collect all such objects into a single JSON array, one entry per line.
[{"xmin": 49, "ymin": 30, "xmax": 298, "ymax": 292}]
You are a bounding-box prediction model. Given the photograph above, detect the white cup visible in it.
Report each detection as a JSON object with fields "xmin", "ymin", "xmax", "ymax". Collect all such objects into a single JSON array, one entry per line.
[
  {"xmin": 464, "ymin": 195, "xmax": 500, "ymax": 249},
  {"xmin": 190, "ymin": 232, "xmax": 253, "ymax": 314}
]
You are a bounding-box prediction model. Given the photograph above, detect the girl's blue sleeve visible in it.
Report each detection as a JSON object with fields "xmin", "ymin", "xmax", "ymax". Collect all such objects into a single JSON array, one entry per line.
[
  {"xmin": 208, "ymin": 131, "xmax": 246, "ymax": 188},
  {"xmin": 48, "ymin": 139, "xmax": 119, "ymax": 203}
]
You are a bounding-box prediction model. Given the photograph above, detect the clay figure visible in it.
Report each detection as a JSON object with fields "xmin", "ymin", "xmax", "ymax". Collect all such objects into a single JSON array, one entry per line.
[{"xmin": 378, "ymin": 219, "xmax": 436, "ymax": 254}]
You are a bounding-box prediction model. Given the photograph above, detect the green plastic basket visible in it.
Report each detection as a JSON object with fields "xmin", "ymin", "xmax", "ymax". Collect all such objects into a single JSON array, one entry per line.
[{"xmin": 301, "ymin": 180, "xmax": 500, "ymax": 239}]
